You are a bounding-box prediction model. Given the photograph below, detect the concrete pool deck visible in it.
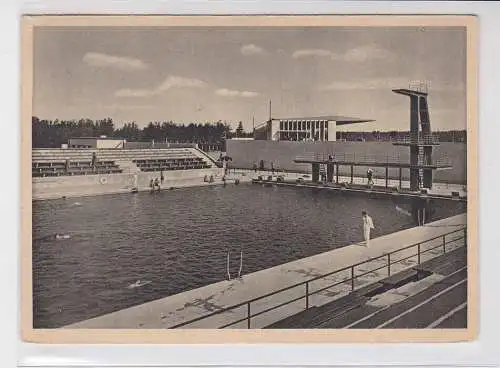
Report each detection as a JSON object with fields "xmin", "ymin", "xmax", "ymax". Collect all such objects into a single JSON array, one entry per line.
[
  {"xmin": 32, "ymin": 167, "xmax": 465, "ymax": 201},
  {"xmin": 231, "ymin": 169, "xmax": 467, "ymax": 198},
  {"xmin": 65, "ymin": 213, "xmax": 467, "ymax": 329}
]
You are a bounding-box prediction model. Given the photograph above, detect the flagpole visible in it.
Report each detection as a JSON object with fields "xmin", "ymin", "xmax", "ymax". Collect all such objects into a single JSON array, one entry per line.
[{"xmin": 269, "ymin": 100, "xmax": 272, "ymax": 121}]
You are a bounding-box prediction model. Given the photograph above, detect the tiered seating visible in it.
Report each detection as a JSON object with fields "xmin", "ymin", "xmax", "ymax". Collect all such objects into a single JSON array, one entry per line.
[
  {"xmin": 31, "ymin": 147, "xmax": 214, "ymax": 177},
  {"xmin": 32, "ymin": 149, "xmax": 122, "ymax": 177},
  {"xmin": 32, "ymin": 160, "xmax": 122, "ymax": 177}
]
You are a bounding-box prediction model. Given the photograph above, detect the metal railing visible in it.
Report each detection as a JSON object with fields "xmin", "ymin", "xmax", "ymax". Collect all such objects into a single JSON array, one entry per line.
[
  {"xmin": 393, "ymin": 134, "xmax": 440, "ymax": 146},
  {"xmin": 170, "ymin": 227, "xmax": 466, "ymax": 329},
  {"xmin": 294, "ymin": 152, "xmax": 452, "ymax": 167}
]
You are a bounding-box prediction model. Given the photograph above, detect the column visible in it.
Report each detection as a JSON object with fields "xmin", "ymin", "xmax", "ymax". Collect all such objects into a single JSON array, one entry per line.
[
  {"xmin": 409, "ymin": 96, "xmax": 420, "ymax": 191},
  {"xmin": 312, "ymin": 163, "xmax": 320, "ymax": 183},
  {"xmin": 327, "ymin": 163, "xmax": 334, "ymax": 182}
]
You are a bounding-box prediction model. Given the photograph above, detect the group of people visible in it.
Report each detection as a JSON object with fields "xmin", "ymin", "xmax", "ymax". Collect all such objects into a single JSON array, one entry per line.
[
  {"xmin": 149, "ymin": 172, "xmax": 165, "ymax": 192},
  {"xmin": 252, "ymin": 160, "xmax": 278, "ymax": 174}
]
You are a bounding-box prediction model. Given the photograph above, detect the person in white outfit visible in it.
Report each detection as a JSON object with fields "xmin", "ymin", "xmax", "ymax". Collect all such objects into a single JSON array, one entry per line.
[{"xmin": 362, "ymin": 210, "xmax": 375, "ymax": 247}]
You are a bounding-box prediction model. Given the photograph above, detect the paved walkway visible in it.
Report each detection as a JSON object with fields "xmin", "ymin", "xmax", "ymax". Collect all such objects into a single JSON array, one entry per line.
[{"xmin": 66, "ymin": 214, "xmax": 466, "ymax": 329}]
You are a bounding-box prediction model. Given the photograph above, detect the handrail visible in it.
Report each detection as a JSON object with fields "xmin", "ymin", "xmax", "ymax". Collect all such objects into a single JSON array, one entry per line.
[
  {"xmin": 294, "ymin": 152, "xmax": 452, "ymax": 167},
  {"xmin": 393, "ymin": 135, "xmax": 440, "ymax": 145},
  {"xmin": 170, "ymin": 226, "xmax": 466, "ymax": 329}
]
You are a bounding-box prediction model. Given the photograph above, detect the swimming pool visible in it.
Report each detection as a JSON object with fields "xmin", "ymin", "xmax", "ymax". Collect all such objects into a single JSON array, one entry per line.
[{"xmin": 32, "ymin": 183, "xmax": 466, "ymax": 327}]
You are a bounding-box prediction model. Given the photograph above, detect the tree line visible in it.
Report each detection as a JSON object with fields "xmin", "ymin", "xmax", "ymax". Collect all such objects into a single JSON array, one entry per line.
[
  {"xmin": 32, "ymin": 117, "xmax": 253, "ymax": 148},
  {"xmin": 32, "ymin": 116, "xmax": 466, "ymax": 148}
]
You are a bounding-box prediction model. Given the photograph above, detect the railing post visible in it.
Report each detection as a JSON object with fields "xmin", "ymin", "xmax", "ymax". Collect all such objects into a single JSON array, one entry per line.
[
  {"xmin": 385, "ymin": 165, "xmax": 389, "ymax": 188},
  {"xmin": 247, "ymin": 303, "xmax": 251, "ymax": 329},
  {"xmin": 442, "ymin": 235, "xmax": 446, "ymax": 254},
  {"xmin": 417, "ymin": 243, "xmax": 421, "ymax": 264},
  {"xmin": 351, "ymin": 266, "xmax": 355, "ymax": 291},
  {"xmin": 387, "ymin": 253, "xmax": 391, "ymax": 276},
  {"xmin": 305, "ymin": 282, "xmax": 309, "ymax": 309}
]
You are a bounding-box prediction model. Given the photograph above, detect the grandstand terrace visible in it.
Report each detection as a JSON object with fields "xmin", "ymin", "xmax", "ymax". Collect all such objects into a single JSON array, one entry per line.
[{"xmin": 31, "ymin": 147, "xmax": 214, "ymax": 178}]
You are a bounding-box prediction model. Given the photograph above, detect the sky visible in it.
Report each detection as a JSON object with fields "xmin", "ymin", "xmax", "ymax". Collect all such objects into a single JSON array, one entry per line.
[{"xmin": 33, "ymin": 26, "xmax": 467, "ymax": 132}]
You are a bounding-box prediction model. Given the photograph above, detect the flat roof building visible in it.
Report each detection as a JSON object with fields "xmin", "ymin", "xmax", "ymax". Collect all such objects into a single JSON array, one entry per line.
[
  {"xmin": 253, "ymin": 116, "xmax": 374, "ymax": 142},
  {"xmin": 67, "ymin": 136, "xmax": 126, "ymax": 149}
]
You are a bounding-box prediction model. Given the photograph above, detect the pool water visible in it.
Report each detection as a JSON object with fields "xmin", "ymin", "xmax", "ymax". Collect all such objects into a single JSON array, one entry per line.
[{"xmin": 32, "ymin": 183, "xmax": 466, "ymax": 327}]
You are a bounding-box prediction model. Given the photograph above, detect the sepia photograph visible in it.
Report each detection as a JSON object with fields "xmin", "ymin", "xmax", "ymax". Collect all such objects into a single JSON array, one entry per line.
[{"xmin": 21, "ymin": 15, "xmax": 478, "ymax": 343}]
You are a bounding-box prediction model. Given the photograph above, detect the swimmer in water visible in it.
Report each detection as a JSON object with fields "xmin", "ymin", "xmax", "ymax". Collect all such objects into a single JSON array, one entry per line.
[
  {"xmin": 55, "ymin": 234, "xmax": 71, "ymax": 240},
  {"xmin": 395, "ymin": 205, "xmax": 412, "ymax": 217},
  {"xmin": 127, "ymin": 280, "xmax": 151, "ymax": 289}
]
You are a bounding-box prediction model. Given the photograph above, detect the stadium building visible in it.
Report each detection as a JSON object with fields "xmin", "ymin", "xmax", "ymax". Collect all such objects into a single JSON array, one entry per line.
[{"xmin": 253, "ymin": 116, "xmax": 374, "ymax": 142}]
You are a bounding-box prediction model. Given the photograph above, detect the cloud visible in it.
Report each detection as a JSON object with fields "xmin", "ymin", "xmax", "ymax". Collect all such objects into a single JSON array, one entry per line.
[
  {"xmin": 115, "ymin": 75, "xmax": 207, "ymax": 98},
  {"xmin": 83, "ymin": 52, "xmax": 149, "ymax": 71},
  {"xmin": 292, "ymin": 44, "xmax": 397, "ymax": 62},
  {"xmin": 240, "ymin": 44, "xmax": 265, "ymax": 56},
  {"xmin": 157, "ymin": 76, "xmax": 207, "ymax": 91},
  {"xmin": 343, "ymin": 44, "xmax": 397, "ymax": 62},
  {"xmin": 292, "ymin": 49, "xmax": 336, "ymax": 59},
  {"xmin": 215, "ymin": 88, "xmax": 260, "ymax": 98}
]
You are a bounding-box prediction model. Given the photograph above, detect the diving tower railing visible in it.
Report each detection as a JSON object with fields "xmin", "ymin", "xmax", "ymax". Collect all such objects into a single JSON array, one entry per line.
[
  {"xmin": 294, "ymin": 152, "xmax": 452, "ymax": 169},
  {"xmin": 170, "ymin": 227, "xmax": 466, "ymax": 329},
  {"xmin": 392, "ymin": 134, "xmax": 441, "ymax": 146}
]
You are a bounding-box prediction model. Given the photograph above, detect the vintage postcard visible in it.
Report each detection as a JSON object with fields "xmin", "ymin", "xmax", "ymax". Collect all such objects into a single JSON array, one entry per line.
[{"xmin": 21, "ymin": 15, "xmax": 478, "ymax": 343}]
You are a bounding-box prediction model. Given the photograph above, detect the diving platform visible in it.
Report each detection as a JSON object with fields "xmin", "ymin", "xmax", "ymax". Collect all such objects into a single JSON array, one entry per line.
[
  {"xmin": 293, "ymin": 152, "xmax": 452, "ymax": 191},
  {"xmin": 294, "ymin": 153, "xmax": 451, "ymax": 170},
  {"xmin": 392, "ymin": 88, "xmax": 429, "ymax": 97}
]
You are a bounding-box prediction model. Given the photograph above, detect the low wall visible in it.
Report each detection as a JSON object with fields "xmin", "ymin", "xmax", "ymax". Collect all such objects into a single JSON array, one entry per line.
[
  {"xmin": 226, "ymin": 141, "xmax": 467, "ymax": 184},
  {"xmin": 32, "ymin": 168, "xmax": 223, "ymax": 200}
]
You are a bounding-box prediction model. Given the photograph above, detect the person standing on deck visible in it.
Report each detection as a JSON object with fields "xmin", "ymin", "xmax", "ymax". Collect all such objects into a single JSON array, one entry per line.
[
  {"xmin": 367, "ymin": 168, "xmax": 374, "ymax": 186},
  {"xmin": 362, "ymin": 210, "xmax": 375, "ymax": 247}
]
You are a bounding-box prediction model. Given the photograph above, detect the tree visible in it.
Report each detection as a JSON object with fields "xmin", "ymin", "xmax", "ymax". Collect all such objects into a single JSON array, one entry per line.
[{"xmin": 235, "ymin": 121, "xmax": 244, "ymax": 138}]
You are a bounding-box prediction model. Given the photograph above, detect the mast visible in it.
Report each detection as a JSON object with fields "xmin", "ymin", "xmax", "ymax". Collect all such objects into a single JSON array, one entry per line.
[{"xmin": 269, "ymin": 100, "xmax": 272, "ymax": 122}]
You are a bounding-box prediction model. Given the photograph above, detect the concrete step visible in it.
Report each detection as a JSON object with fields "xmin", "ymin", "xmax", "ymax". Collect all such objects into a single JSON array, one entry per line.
[
  {"xmin": 414, "ymin": 247, "xmax": 466, "ymax": 275},
  {"xmin": 265, "ymin": 292, "xmax": 367, "ymax": 329}
]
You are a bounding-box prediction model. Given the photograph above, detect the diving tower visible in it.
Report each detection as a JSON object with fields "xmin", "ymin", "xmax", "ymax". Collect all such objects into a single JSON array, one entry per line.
[
  {"xmin": 392, "ymin": 82, "xmax": 445, "ymax": 191},
  {"xmin": 293, "ymin": 83, "xmax": 451, "ymax": 192}
]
